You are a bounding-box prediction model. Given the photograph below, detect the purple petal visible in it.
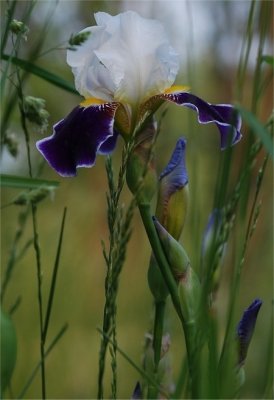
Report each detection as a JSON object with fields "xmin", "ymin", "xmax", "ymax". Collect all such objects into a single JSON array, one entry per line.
[
  {"xmin": 36, "ymin": 102, "xmax": 119, "ymax": 177},
  {"xmin": 98, "ymin": 128, "xmax": 119, "ymax": 154},
  {"xmin": 237, "ymin": 298, "xmax": 262, "ymax": 365},
  {"xmin": 161, "ymin": 92, "xmax": 242, "ymax": 149}
]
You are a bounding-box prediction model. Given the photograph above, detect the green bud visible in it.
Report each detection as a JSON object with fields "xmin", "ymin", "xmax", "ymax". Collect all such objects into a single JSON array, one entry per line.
[
  {"xmin": 178, "ymin": 267, "xmax": 201, "ymax": 324},
  {"xmin": 236, "ymin": 366, "xmax": 245, "ymax": 390},
  {"xmin": 147, "ymin": 256, "xmax": 169, "ymax": 301},
  {"xmin": 10, "ymin": 19, "xmax": 29, "ymax": 40},
  {"xmin": 1, "ymin": 309, "xmax": 17, "ymax": 394},
  {"xmin": 126, "ymin": 119, "xmax": 157, "ymax": 205},
  {"xmin": 153, "ymin": 217, "xmax": 190, "ymax": 280}
]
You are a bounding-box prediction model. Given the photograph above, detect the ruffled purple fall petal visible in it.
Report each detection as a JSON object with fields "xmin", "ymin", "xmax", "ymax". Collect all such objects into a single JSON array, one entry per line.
[
  {"xmin": 36, "ymin": 102, "xmax": 119, "ymax": 177},
  {"xmin": 237, "ymin": 298, "xmax": 262, "ymax": 365},
  {"xmin": 98, "ymin": 128, "xmax": 119, "ymax": 154},
  {"xmin": 159, "ymin": 92, "xmax": 242, "ymax": 149}
]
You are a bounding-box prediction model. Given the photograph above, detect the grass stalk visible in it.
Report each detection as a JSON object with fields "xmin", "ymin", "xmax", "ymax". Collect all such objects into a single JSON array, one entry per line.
[
  {"xmin": 15, "ymin": 58, "xmax": 46, "ymax": 398},
  {"xmin": 17, "ymin": 323, "xmax": 68, "ymax": 399},
  {"xmin": 43, "ymin": 207, "xmax": 67, "ymax": 342}
]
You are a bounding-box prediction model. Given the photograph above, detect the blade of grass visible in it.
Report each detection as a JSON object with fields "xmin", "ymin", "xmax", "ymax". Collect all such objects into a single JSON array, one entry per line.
[
  {"xmin": 1, "ymin": 53, "xmax": 79, "ymax": 94},
  {"xmin": 17, "ymin": 323, "xmax": 69, "ymax": 399},
  {"xmin": 43, "ymin": 207, "xmax": 67, "ymax": 342},
  {"xmin": 0, "ymin": 0, "xmax": 17, "ymax": 54},
  {"xmin": 1, "ymin": 174, "xmax": 59, "ymax": 189},
  {"xmin": 236, "ymin": 106, "xmax": 273, "ymax": 160},
  {"xmin": 261, "ymin": 55, "xmax": 274, "ymax": 66}
]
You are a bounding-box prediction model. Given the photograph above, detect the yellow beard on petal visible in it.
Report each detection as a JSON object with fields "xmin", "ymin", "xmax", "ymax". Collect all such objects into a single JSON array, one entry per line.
[
  {"xmin": 80, "ymin": 97, "xmax": 107, "ymax": 107},
  {"xmin": 164, "ymin": 85, "xmax": 190, "ymax": 94}
]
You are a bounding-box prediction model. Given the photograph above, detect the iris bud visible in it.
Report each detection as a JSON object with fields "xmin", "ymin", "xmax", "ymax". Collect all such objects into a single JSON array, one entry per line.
[
  {"xmin": 178, "ymin": 267, "xmax": 201, "ymax": 324},
  {"xmin": 156, "ymin": 138, "xmax": 188, "ymax": 240},
  {"xmin": 153, "ymin": 217, "xmax": 190, "ymax": 280},
  {"xmin": 126, "ymin": 119, "xmax": 157, "ymax": 205},
  {"xmin": 237, "ymin": 298, "xmax": 262, "ymax": 366},
  {"xmin": 131, "ymin": 382, "xmax": 142, "ymax": 399},
  {"xmin": 1, "ymin": 309, "xmax": 17, "ymax": 394}
]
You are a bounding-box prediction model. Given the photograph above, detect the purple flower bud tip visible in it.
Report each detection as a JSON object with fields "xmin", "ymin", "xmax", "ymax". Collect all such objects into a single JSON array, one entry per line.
[
  {"xmin": 159, "ymin": 137, "xmax": 188, "ymax": 189},
  {"xmin": 237, "ymin": 298, "xmax": 262, "ymax": 365},
  {"xmin": 131, "ymin": 381, "xmax": 142, "ymax": 399}
]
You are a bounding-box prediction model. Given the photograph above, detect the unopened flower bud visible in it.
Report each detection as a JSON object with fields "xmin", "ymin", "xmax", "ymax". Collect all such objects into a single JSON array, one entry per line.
[
  {"xmin": 131, "ymin": 382, "xmax": 142, "ymax": 399},
  {"xmin": 153, "ymin": 217, "xmax": 190, "ymax": 280},
  {"xmin": 10, "ymin": 19, "xmax": 29, "ymax": 40},
  {"xmin": 178, "ymin": 267, "xmax": 201, "ymax": 324},
  {"xmin": 156, "ymin": 138, "xmax": 188, "ymax": 240},
  {"xmin": 237, "ymin": 298, "xmax": 262, "ymax": 366},
  {"xmin": 126, "ymin": 119, "xmax": 157, "ymax": 205}
]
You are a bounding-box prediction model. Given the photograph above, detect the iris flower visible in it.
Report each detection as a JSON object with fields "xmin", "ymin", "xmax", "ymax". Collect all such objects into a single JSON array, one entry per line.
[{"xmin": 37, "ymin": 11, "xmax": 242, "ymax": 177}]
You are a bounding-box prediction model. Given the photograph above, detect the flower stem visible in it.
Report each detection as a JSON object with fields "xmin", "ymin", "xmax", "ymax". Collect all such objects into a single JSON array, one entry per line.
[
  {"xmin": 147, "ymin": 300, "xmax": 166, "ymax": 399},
  {"xmin": 153, "ymin": 301, "xmax": 166, "ymax": 368},
  {"xmin": 15, "ymin": 62, "xmax": 46, "ymax": 398},
  {"xmin": 139, "ymin": 204, "xmax": 199, "ymax": 398},
  {"xmin": 138, "ymin": 204, "xmax": 182, "ymax": 318}
]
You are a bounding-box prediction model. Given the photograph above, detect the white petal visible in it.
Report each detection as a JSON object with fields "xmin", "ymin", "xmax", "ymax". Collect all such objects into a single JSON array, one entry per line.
[{"xmin": 67, "ymin": 11, "xmax": 179, "ymax": 105}]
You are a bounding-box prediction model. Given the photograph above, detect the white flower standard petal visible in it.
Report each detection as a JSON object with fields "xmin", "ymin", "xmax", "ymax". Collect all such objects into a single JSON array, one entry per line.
[{"xmin": 67, "ymin": 11, "xmax": 179, "ymax": 106}]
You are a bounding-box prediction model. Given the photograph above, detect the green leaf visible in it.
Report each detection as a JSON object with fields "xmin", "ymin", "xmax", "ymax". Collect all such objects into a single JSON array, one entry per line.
[
  {"xmin": 1, "ymin": 53, "xmax": 79, "ymax": 95},
  {"xmin": 1, "ymin": 174, "xmax": 60, "ymax": 189},
  {"xmin": 237, "ymin": 106, "xmax": 273, "ymax": 160},
  {"xmin": 261, "ymin": 55, "xmax": 274, "ymax": 67}
]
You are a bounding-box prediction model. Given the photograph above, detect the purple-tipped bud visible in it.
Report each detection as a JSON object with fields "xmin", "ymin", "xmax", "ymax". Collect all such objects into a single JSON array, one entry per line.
[
  {"xmin": 156, "ymin": 138, "xmax": 189, "ymax": 240},
  {"xmin": 237, "ymin": 298, "xmax": 262, "ymax": 365},
  {"xmin": 131, "ymin": 382, "xmax": 142, "ymax": 399}
]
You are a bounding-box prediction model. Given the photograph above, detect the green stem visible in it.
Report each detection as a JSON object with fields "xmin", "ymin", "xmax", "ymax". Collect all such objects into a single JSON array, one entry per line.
[
  {"xmin": 147, "ymin": 300, "xmax": 166, "ymax": 399},
  {"xmin": 153, "ymin": 301, "xmax": 166, "ymax": 368},
  {"xmin": 138, "ymin": 204, "xmax": 199, "ymax": 398},
  {"xmin": 138, "ymin": 204, "xmax": 182, "ymax": 319}
]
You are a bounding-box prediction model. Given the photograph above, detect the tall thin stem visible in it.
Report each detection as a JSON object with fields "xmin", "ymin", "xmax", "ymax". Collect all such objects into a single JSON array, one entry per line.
[{"xmin": 16, "ymin": 64, "xmax": 46, "ymax": 399}]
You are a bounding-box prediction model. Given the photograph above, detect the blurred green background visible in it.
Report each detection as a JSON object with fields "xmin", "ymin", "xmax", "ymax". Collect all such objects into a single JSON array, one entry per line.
[{"xmin": 1, "ymin": 1, "xmax": 273, "ymax": 398}]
